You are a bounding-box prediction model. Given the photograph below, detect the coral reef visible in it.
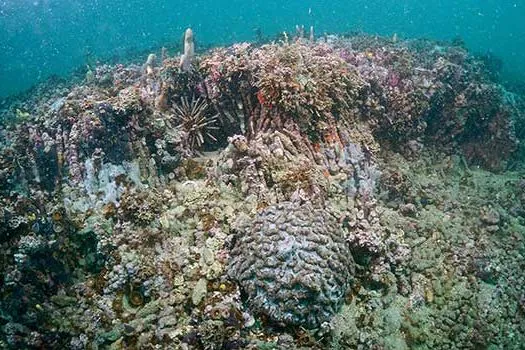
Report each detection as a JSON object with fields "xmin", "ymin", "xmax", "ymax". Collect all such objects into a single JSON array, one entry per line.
[{"xmin": 0, "ymin": 30, "xmax": 524, "ymax": 349}]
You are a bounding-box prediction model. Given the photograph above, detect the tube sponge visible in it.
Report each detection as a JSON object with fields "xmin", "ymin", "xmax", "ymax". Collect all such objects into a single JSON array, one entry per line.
[{"xmin": 180, "ymin": 28, "xmax": 195, "ymax": 72}]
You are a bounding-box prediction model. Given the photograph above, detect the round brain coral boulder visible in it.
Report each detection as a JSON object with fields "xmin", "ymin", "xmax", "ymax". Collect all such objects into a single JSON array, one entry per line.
[{"xmin": 228, "ymin": 201, "xmax": 354, "ymax": 328}]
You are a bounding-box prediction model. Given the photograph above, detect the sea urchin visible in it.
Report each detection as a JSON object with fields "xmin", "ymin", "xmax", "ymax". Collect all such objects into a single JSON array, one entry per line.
[{"xmin": 173, "ymin": 96, "xmax": 219, "ymax": 150}]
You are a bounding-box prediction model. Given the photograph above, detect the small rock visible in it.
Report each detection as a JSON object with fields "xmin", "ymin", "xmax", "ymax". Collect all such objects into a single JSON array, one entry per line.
[
  {"xmin": 128, "ymin": 319, "xmax": 145, "ymax": 333},
  {"xmin": 122, "ymin": 323, "xmax": 136, "ymax": 336},
  {"xmin": 192, "ymin": 278, "xmax": 208, "ymax": 305},
  {"xmin": 200, "ymin": 247, "xmax": 215, "ymax": 265},
  {"xmin": 481, "ymin": 207, "xmax": 500, "ymax": 225},
  {"xmin": 486, "ymin": 225, "xmax": 499, "ymax": 233},
  {"xmin": 100, "ymin": 329, "xmax": 121, "ymax": 343},
  {"xmin": 273, "ymin": 147, "xmax": 284, "ymax": 158},
  {"xmin": 136, "ymin": 300, "xmax": 162, "ymax": 318},
  {"xmin": 159, "ymin": 214, "xmax": 170, "ymax": 229},
  {"xmin": 50, "ymin": 295, "xmax": 77, "ymax": 307},
  {"xmin": 109, "ymin": 337, "xmax": 123, "ymax": 350},
  {"xmin": 136, "ymin": 332, "xmax": 153, "ymax": 349},
  {"xmin": 173, "ymin": 205, "xmax": 187, "ymax": 219},
  {"xmin": 399, "ymin": 203, "xmax": 417, "ymax": 216},
  {"xmin": 158, "ymin": 315, "xmax": 178, "ymax": 329},
  {"xmin": 224, "ymin": 158, "xmax": 234, "ymax": 170}
]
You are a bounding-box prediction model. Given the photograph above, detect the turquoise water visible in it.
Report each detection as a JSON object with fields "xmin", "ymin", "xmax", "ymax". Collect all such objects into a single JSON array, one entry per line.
[{"xmin": 0, "ymin": 0, "xmax": 524, "ymax": 98}]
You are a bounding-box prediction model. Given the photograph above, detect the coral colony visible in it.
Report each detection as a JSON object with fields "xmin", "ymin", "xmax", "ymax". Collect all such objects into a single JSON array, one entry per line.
[{"xmin": 0, "ymin": 26, "xmax": 525, "ymax": 349}]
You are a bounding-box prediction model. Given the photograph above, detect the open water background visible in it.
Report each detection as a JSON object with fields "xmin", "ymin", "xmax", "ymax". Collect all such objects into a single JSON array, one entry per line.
[{"xmin": 0, "ymin": 0, "xmax": 523, "ymax": 98}]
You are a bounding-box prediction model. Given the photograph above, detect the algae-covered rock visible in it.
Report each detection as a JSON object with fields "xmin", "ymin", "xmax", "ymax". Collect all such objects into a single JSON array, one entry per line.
[
  {"xmin": 192, "ymin": 278, "xmax": 208, "ymax": 306},
  {"xmin": 136, "ymin": 299, "xmax": 162, "ymax": 318},
  {"xmin": 50, "ymin": 295, "xmax": 77, "ymax": 307}
]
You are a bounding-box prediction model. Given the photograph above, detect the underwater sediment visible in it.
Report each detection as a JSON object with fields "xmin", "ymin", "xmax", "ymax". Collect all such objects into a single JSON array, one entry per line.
[{"xmin": 1, "ymin": 30, "xmax": 525, "ymax": 349}]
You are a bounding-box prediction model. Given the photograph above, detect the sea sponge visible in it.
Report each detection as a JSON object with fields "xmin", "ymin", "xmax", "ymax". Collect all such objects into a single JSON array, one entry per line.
[
  {"xmin": 228, "ymin": 201, "xmax": 354, "ymax": 328},
  {"xmin": 145, "ymin": 53, "xmax": 156, "ymax": 76},
  {"xmin": 180, "ymin": 28, "xmax": 195, "ymax": 72}
]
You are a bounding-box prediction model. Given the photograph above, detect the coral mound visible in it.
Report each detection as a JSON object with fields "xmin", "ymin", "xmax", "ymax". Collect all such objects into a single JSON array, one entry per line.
[{"xmin": 228, "ymin": 201, "xmax": 354, "ymax": 329}]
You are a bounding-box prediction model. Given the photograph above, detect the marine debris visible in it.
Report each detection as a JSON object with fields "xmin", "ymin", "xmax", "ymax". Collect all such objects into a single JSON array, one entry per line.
[{"xmin": 0, "ymin": 29, "xmax": 524, "ymax": 349}]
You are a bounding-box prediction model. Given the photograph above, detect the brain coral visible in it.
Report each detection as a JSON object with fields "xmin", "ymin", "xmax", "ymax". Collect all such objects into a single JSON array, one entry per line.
[{"xmin": 228, "ymin": 201, "xmax": 354, "ymax": 328}]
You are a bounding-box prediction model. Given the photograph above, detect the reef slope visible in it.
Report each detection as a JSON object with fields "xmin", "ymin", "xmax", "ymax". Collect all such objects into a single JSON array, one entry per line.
[{"xmin": 0, "ymin": 33, "xmax": 524, "ymax": 349}]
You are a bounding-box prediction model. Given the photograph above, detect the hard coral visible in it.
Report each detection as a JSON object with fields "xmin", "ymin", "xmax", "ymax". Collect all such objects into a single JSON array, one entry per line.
[
  {"xmin": 228, "ymin": 201, "xmax": 354, "ymax": 328},
  {"xmin": 200, "ymin": 41, "xmax": 363, "ymax": 135},
  {"xmin": 251, "ymin": 42, "xmax": 360, "ymax": 116}
]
